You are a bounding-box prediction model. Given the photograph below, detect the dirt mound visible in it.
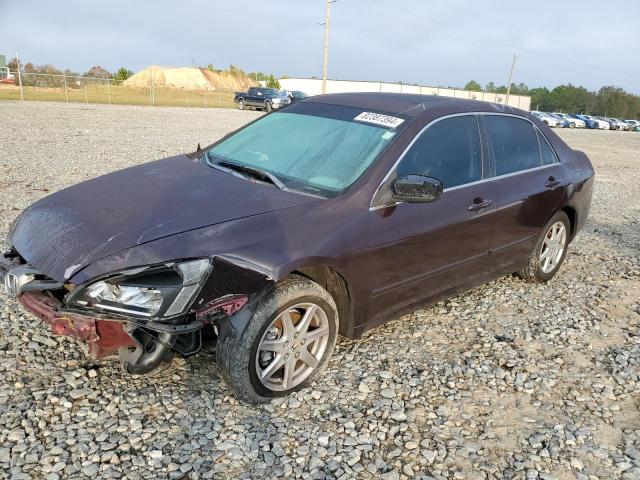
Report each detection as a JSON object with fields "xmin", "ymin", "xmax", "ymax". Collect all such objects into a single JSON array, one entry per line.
[{"xmin": 123, "ymin": 65, "xmax": 255, "ymax": 91}]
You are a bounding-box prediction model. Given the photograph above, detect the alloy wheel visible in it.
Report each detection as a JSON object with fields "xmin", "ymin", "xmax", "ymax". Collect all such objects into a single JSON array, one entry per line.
[
  {"xmin": 255, "ymin": 303, "xmax": 330, "ymax": 391},
  {"xmin": 540, "ymin": 221, "xmax": 567, "ymax": 273}
]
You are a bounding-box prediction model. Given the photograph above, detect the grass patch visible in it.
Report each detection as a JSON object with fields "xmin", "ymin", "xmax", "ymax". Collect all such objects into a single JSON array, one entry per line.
[{"xmin": 0, "ymin": 85, "xmax": 237, "ymax": 109}]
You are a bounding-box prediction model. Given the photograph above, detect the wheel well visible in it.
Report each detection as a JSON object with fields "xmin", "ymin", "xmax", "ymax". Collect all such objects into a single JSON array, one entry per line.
[
  {"xmin": 561, "ymin": 206, "xmax": 577, "ymax": 240},
  {"xmin": 293, "ymin": 265, "xmax": 352, "ymax": 337}
]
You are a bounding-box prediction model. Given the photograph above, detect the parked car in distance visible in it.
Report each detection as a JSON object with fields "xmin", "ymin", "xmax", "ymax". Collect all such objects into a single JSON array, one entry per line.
[
  {"xmin": 572, "ymin": 114, "xmax": 598, "ymax": 129},
  {"xmin": 546, "ymin": 113, "xmax": 571, "ymax": 128},
  {"xmin": 580, "ymin": 114, "xmax": 610, "ymax": 129},
  {"xmin": 598, "ymin": 117, "xmax": 618, "ymax": 130},
  {"xmin": 625, "ymin": 119, "xmax": 640, "ymax": 131},
  {"xmin": 607, "ymin": 117, "xmax": 630, "ymax": 131},
  {"xmin": 234, "ymin": 87, "xmax": 291, "ymax": 112},
  {"xmin": 1, "ymin": 93, "xmax": 595, "ymax": 403},
  {"xmin": 287, "ymin": 90, "xmax": 309, "ymax": 103},
  {"xmin": 553, "ymin": 113, "xmax": 585, "ymax": 128},
  {"xmin": 531, "ymin": 111, "xmax": 562, "ymax": 127}
]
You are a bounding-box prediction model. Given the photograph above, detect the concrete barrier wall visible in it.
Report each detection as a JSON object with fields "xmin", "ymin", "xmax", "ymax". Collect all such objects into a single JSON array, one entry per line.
[{"xmin": 279, "ymin": 78, "xmax": 531, "ymax": 111}]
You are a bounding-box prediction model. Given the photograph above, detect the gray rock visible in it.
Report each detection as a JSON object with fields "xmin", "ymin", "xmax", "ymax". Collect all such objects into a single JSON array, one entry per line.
[
  {"xmin": 381, "ymin": 469, "xmax": 400, "ymax": 480},
  {"xmin": 0, "ymin": 448, "xmax": 10, "ymax": 464}
]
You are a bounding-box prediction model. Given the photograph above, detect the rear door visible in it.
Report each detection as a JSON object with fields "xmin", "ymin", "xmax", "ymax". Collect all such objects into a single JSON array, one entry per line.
[
  {"xmin": 481, "ymin": 115, "xmax": 566, "ymax": 270},
  {"xmin": 367, "ymin": 114, "xmax": 495, "ymax": 324}
]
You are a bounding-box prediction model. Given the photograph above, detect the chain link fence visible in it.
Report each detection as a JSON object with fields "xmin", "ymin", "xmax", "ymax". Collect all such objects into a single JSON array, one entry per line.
[{"xmin": 0, "ymin": 71, "xmax": 237, "ymax": 109}]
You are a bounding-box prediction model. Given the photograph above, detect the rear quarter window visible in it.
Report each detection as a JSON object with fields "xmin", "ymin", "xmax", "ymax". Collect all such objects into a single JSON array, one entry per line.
[
  {"xmin": 537, "ymin": 130, "xmax": 558, "ymax": 165},
  {"xmin": 484, "ymin": 116, "xmax": 541, "ymax": 176}
]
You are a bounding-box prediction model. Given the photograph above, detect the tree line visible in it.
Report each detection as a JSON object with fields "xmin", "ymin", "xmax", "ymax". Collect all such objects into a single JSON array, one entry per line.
[
  {"xmin": 6, "ymin": 58, "xmax": 134, "ymax": 82},
  {"xmin": 464, "ymin": 80, "xmax": 640, "ymax": 119},
  {"xmin": 7, "ymin": 57, "xmax": 282, "ymax": 89}
]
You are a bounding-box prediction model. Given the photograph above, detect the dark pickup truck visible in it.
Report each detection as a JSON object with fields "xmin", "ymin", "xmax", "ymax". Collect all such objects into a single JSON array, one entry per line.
[{"xmin": 234, "ymin": 87, "xmax": 291, "ymax": 112}]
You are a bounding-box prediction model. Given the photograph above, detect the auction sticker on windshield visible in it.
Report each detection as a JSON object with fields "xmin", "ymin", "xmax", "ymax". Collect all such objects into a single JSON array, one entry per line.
[{"xmin": 354, "ymin": 112, "xmax": 405, "ymax": 129}]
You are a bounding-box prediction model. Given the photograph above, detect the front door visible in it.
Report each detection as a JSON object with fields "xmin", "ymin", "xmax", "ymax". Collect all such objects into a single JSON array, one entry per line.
[{"xmin": 366, "ymin": 114, "xmax": 494, "ymax": 326}]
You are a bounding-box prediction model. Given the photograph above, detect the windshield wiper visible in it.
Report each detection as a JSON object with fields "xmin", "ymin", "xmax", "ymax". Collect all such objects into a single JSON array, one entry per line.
[{"xmin": 216, "ymin": 160, "xmax": 289, "ymax": 191}]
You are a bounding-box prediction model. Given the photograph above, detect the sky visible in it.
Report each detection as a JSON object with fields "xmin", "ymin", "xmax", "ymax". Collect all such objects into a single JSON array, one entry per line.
[{"xmin": 1, "ymin": 0, "xmax": 639, "ymax": 94}]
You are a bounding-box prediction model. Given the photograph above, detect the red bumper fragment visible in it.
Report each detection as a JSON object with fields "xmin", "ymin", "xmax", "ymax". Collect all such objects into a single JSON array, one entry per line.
[{"xmin": 18, "ymin": 292, "xmax": 135, "ymax": 358}]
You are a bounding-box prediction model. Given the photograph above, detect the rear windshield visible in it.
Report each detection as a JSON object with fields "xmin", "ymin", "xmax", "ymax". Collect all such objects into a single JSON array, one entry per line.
[{"xmin": 208, "ymin": 109, "xmax": 400, "ymax": 196}]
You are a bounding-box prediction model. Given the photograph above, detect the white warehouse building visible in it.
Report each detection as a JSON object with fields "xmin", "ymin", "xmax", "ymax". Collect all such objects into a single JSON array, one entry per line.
[{"xmin": 279, "ymin": 77, "xmax": 531, "ymax": 111}]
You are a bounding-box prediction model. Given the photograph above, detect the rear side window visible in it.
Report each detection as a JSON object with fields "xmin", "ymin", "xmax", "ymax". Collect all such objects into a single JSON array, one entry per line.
[
  {"xmin": 397, "ymin": 115, "xmax": 482, "ymax": 189},
  {"xmin": 484, "ymin": 116, "xmax": 541, "ymax": 175},
  {"xmin": 537, "ymin": 130, "xmax": 558, "ymax": 165}
]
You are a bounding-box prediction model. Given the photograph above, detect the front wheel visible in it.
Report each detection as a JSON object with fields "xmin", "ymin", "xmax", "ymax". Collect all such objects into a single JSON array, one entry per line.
[
  {"xmin": 216, "ymin": 275, "xmax": 339, "ymax": 404},
  {"xmin": 265, "ymin": 101, "xmax": 273, "ymax": 113},
  {"xmin": 237, "ymin": 99, "xmax": 245, "ymax": 110},
  {"xmin": 517, "ymin": 211, "xmax": 570, "ymax": 283},
  {"xmin": 569, "ymin": 122, "xmax": 576, "ymax": 128}
]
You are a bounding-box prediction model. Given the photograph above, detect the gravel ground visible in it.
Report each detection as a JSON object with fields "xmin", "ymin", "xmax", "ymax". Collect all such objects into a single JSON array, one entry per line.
[{"xmin": 0, "ymin": 101, "xmax": 638, "ymax": 480}]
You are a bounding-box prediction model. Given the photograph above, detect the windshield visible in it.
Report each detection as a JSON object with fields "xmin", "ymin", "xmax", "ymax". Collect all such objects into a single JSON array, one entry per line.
[{"xmin": 208, "ymin": 111, "xmax": 398, "ymax": 196}]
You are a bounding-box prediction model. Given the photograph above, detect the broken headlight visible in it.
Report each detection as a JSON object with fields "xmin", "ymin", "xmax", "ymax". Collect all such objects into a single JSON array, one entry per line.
[{"xmin": 67, "ymin": 259, "xmax": 212, "ymax": 318}]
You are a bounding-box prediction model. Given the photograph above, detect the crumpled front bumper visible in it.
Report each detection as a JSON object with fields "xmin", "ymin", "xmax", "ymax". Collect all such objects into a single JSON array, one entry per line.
[
  {"xmin": 1, "ymin": 251, "xmax": 133, "ymax": 358},
  {"xmin": 15, "ymin": 291, "xmax": 136, "ymax": 358}
]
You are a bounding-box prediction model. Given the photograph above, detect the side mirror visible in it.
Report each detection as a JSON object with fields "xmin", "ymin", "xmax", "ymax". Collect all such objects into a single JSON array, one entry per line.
[{"xmin": 392, "ymin": 175, "xmax": 443, "ymax": 203}]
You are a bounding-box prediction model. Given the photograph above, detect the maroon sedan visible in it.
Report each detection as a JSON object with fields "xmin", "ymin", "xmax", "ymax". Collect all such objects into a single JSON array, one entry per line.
[{"xmin": 1, "ymin": 93, "xmax": 594, "ymax": 403}]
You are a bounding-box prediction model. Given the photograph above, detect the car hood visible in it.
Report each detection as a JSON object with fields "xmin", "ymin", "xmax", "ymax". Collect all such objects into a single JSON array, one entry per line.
[{"xmin": 9, "ymin": 155, "xmax": 319, "ymax": 282}]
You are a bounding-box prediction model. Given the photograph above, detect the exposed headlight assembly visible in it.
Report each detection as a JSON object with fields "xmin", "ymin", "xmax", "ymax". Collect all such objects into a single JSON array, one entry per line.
[{"xmin": 67, "ymin": 259, "xmax": 212, "ymax": 319}]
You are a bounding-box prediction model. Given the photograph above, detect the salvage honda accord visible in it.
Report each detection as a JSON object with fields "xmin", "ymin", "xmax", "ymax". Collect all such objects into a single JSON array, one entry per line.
[{"xmin": 1, "ymin": 93, "xmax": 594, "ymax": 403}]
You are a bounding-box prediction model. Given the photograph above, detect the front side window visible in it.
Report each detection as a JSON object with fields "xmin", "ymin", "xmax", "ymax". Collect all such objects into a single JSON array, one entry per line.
[
  {"xmin": 208, "ymin": 111, "xmax": 397, "ymax": 196},
  {"xmin": 396, "ymin": 115, "xmax": 482, "ymax": 189},
  {"xmin": 484, "ymin": 116, "xmax": 541, "ymax": 176}
]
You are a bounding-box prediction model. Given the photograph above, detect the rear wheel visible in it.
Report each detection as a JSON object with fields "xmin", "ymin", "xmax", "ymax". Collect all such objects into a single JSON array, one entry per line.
[
  {"xmin": 216, "ymin": 275, "xmax": 339, "ymax": 404},
  {"xmin": 517, "ymin": 211, "xmax": 570, "ymax": 283}
]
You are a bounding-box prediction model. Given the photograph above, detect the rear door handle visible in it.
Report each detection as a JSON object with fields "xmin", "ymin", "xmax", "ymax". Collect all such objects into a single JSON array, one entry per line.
[
  {"xmin": 468, "ymin": 198, "xmax": 492, "ymax": 211},
  {"xmin": 545, "ymin": 176, "xmax": 561, "ymax": 188}
]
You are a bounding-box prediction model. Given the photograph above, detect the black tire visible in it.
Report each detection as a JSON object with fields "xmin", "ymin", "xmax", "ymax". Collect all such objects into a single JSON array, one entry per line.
[
  {"xmin": 517, "ymin": 211, "xmax": 570, "ymax": 283},
  {"xmin": 265, "ymin": 101, "xmax": 272, "ymax": 113},
  {"xmin": 216, "ymin": 275, "xmax": 339, "ymax": 404},
  {"xmin": 237, "ymin": 99, "xmax": 245, "ymax": 110},
  {"xmin": 569, "ymin": 122, "xmax": 576, "ymax": 129}
]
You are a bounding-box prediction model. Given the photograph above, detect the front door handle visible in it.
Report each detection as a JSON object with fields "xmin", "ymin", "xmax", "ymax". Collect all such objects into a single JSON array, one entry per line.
[
  {"xmin": 468, "ymin": 198, "xmax": 492, "ymax": 211},
  {"xmin": 545, "ymin": 176, "xmax": 561, "ymax": 188}
]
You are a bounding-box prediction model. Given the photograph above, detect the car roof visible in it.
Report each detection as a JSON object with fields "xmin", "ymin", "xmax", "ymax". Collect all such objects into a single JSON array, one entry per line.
[{"xmin": 303, "ymin": 92, "xmax": 529, "ymax": 119}]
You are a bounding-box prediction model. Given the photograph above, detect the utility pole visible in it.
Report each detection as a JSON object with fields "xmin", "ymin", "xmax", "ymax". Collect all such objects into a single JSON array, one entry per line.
[
  {"xmin": 15, "ymin": 52, "xmax": 24, "ymax": 101},
  {"xmin": 505, "ymin": 53, "xmax": 518, "ymax": 106},
  {"xmin": 321, "ymin": 0, "xmax": 336, "ymax": 94}
]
